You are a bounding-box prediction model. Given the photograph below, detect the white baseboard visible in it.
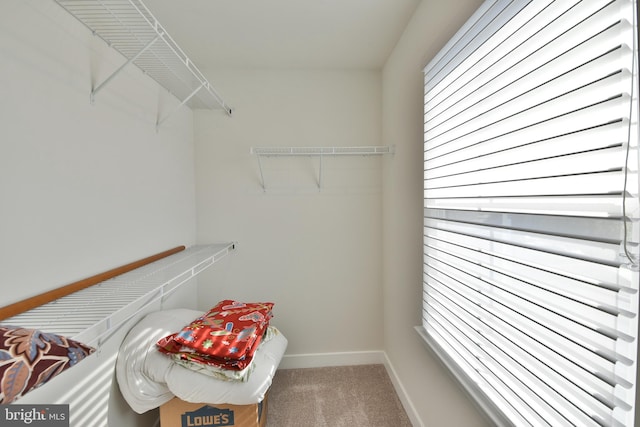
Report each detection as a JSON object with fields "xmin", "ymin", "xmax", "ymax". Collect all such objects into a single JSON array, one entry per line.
[
  {"xmin": 277, "ymin": 351, "xmax": 422, "ymax": 427},
  {"xmin": 278, "ymin": 350, "xmax": 386, "ymax": 369},
  {"xmin": 382, "ymin": 353, "xmax": 424, "ymax": 427}
]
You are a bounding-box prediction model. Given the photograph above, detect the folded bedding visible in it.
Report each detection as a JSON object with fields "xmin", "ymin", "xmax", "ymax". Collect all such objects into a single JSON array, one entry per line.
[
  {"xmin": 156, "ymin": 300, "xmax": 274, "ymax": 372},
  {"xmin": 163, "ymin": 326, "xmax": 281, "ymax": 382},
  {"xmin": 172, "ymin": 300, "xmax": 273, "ymax": 362},
  {"xmin": 115, "ymin": 308, "xmax": 287, "ymax": 414}
]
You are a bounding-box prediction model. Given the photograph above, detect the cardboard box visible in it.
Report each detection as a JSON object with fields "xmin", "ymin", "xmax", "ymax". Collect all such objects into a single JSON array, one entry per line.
[{"xmin": 159, "ymin": 393, "xmax": 268, "ymax": 427}]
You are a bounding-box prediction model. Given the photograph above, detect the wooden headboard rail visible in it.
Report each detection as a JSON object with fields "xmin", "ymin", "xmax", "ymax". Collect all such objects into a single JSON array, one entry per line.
[{"xmin": 0, "ymin": 245, "xmax": 186, "ymax": 321}]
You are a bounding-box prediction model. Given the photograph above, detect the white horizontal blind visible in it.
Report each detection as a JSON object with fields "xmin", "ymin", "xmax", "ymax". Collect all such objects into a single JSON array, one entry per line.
[{"xmin": 421, "ymin": 0, "xmax": 639, "ymax": 426}]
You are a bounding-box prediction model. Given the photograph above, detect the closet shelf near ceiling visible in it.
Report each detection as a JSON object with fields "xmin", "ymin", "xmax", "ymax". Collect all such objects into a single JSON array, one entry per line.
[
  {"xmin": 250, "ymin": 146, "xmax": 394, "ymax": 156},
  {"xmin": 54, "ymin": 0, "xmax": 232, "ymax": 128},
  {"xmin": 2, "ymin": 243, "xmax": 236, "ymax": 348},
  {"xmin": 250, "ymin": 145, "xmax": 395, "ymax": 191}
]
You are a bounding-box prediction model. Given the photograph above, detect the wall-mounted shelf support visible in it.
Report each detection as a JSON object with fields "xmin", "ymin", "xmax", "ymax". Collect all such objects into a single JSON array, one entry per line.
[
  {"xmin": 256, "ymin": 153, "xmax": 267, "ymax": 192},
  {"xmin": 156, "ymin": 82, "xmax": 205, "ymax": 132},
  {"xmin": 55, "ymin": 0, "xmax": 233, "ymax": 129},
  {"xmin": 250, "ymin": 146, "xmax": 394, "ymax": 191},
  {"xmin": 319, "ymin": 153, "xmax": 324, "ymax": 189},
  {"xmin": 90, "ymin": 35, "xmax": 160, "ymax": 105}
]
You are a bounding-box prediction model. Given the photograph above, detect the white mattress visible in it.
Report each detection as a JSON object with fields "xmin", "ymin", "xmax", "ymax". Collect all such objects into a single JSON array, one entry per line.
[{"xmin": 115, "ymin": 308, "xmax": 287, "ymax": 414}]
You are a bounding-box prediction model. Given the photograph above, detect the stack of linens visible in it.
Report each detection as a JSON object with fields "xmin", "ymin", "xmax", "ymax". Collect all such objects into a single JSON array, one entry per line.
[
  {"xmin": 156, "ymin": 300, "xmax": 274, "ymax": 382},
  {"xmin": 115, "ymin": 304, "xmax": 287, "ymax": 414}
]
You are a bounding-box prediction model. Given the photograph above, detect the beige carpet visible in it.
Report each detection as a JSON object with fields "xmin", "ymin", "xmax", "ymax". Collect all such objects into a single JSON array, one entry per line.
[{"xmin": 265, "ymin": 364, "xmax": 412, "ymax": 427}]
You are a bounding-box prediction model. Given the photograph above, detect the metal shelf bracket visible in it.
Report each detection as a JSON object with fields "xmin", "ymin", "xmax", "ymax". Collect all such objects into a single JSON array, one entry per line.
[
  {"xmin": 250, "ymin": 146, "xmax": 395, "ymax": 192},
  {"xmin": 90, "ymin": 35, "xmax": 160, "ymax": 105}
]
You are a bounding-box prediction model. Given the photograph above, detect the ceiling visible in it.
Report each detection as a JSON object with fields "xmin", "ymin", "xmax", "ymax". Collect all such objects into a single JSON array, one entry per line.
[{"xmin": 141, "ymin": 0, "xmax": 421, "ymax": 70}]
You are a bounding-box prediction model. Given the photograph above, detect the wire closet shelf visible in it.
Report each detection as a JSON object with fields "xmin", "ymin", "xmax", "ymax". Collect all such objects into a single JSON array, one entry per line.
[
  {"xmin": 54, "ymin": 0, "xmax": 232, "ymax": 126},
  {"xmin": 250, "ymin": 146, "xmax": 395, "ymax": 191},
  {"xmin": 250, "ymin": 146, "xmax": 395, "ymax": 156},
  {"xmin": 2, "ymin": 243, "xmax": 235, "ymax": 348}
]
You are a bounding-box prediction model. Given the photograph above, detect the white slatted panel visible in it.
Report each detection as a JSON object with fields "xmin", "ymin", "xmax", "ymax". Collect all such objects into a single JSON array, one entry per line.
[{"xmin": 421, "ymin": 0, "xmax": 639, "ymax": 426}]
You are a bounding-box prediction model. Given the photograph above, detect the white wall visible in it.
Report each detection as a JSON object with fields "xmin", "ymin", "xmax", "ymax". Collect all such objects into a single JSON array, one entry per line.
[
  {"xmin": 194, "ymin": 68, "xmax": 385, "ymax": 357},
  {"xmin": 0, "ymin": 0, "xmax": 197, "ymax": 307},
  {"xmin": 1, "ymin": 2, "xmax": 197, "ymax": 426},
  {"xmin": 381, "ymin": 0, "xmax": 492, "ymax": 426}
]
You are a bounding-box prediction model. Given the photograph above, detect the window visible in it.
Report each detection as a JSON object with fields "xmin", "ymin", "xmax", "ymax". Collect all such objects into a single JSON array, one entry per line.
[{"xmin": 419, "ymin": 1, "xmax": 639, "ymax": 426}]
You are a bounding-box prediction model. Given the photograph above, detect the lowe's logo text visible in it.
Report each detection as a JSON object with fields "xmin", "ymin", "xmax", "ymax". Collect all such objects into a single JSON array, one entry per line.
[{"xmin": 181, "ymin": 406, "xmax": 234, "ymax": 426}]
